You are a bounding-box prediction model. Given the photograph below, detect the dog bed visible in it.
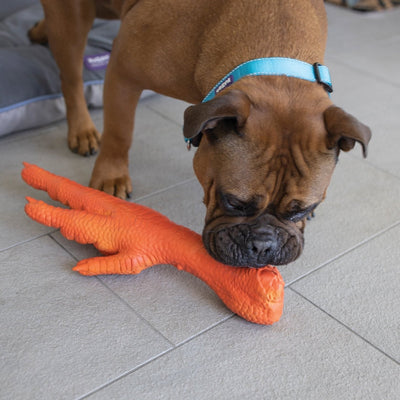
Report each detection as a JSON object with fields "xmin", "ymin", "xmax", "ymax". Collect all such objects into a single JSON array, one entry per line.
[{"xmin": 0, "ymin": 3, "xmax": 120, "ymax": 137}]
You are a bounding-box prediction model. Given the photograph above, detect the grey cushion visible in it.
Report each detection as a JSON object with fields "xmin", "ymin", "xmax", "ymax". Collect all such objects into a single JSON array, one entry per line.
[
  {"xmin": 0, "ymin": 3, "xmax": 120, "ymax": 136},
  {"xmin": 0, "ymin": 0, "xmax": 38, "ymax": 21}
]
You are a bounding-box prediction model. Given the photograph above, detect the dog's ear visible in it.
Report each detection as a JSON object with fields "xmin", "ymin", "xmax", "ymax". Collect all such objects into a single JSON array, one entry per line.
[
  {"xmin": 324, "ymin": 105, "xmax": 372, "ymax": 158},
  {"xmin": 183, "ymin": 90, "xmax": 251, "ymax": 146}
]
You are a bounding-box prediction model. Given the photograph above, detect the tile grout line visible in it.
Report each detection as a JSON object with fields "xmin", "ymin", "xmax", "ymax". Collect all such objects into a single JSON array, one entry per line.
[
  {"xmin": 343, "ymin": 152, "xmax": 400, "ymax": 185},
  {"xmin": 0, "ymin": 229, "xmax": 58, "ymax": 253},
  {"xmin": 9, "ymin": 233, "xmax": 186, "ymax": 352},
  {"xmin": 286, "ymin": 219, "xmax": 400, "ymax": 287},
  {"xmin": 96, "ymin": 276, "xmax": 176, "ymax": 347},
  {"xmin": 75, "ymin": 347, "xmax": 174, "ymax": 400},
  {"xmin": 132, "ymin": 176, "xmax": 197, "ymax": 203},
  {"xmin": 76, "ymin": 314, "xmax": 235, "ymax": 399},
  {"xmin": 289, "ymin": 287, "xmax": 400, "ymax": 366},
  {"xmin": 173, "ymin": 314, "xmax": 235, "ymax": 348},
  {"xmin": 362, "ymin": 161, "xmax": 400, "ymax": 184},
  {"xmin": 48, "ymin": 234, "xmax": 177, "ymax": 348}
]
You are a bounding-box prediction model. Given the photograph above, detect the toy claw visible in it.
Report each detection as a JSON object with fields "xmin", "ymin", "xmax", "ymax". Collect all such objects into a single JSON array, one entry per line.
[{"xmin": 22, "ymin": 163, "xmax": 284, "ymax": 325}]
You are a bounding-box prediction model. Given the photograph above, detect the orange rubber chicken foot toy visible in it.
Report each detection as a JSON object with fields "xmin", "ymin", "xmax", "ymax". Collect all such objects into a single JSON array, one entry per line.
[{"xmin": 21, "ymin": 163, "xmax": 284, "ymax": 325}]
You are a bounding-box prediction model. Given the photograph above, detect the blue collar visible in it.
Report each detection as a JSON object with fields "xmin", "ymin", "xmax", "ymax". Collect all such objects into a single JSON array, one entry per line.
[{"xmin": 202, "ymin": 57, "xmax": 333, "ymax": 103}]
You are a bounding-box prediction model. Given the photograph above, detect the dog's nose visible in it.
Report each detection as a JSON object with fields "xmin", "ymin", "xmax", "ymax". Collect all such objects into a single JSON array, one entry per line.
[
  {"xmin": 246, "ymin": 231, "xmax": 286, "ymax": 267},
  {"xmin": 250, "ymin": 238, "xmax": 274, "ymax": 258}
]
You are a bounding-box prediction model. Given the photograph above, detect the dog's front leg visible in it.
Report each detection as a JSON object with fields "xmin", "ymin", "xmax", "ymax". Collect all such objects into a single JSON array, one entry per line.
[
  {"xmin": 37, "ymin": 0, "xmax": 101, "ymax": 156},
  {"xmin": 89, "ymin": 36, "xmax": 142, "ymax": 199}
]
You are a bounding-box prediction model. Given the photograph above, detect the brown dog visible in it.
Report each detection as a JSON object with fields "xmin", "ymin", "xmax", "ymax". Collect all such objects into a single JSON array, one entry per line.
[{"xmin": 29, "ymin": 0, "xmax": 371, "ymax": 267}]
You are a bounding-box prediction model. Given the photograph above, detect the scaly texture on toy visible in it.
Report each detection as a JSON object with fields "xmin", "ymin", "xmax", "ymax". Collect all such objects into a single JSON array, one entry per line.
[{"xmin": 21, "ymin": 163, "xmax": 284, "ymax": 325}]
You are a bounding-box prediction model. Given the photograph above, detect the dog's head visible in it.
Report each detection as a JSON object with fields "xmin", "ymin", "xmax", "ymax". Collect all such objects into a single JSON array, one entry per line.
[{"xmin": 184, "ymin": 85, "xmax": 371, "ymax": 267}]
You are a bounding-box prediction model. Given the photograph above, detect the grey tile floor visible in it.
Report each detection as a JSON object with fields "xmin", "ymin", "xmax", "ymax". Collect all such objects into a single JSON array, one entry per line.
[{"xmin": 1, "ymin": 4, "xmax": 399, "ymax": 399}]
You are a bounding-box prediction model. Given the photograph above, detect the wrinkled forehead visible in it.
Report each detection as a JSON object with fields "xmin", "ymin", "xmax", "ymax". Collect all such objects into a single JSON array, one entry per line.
[{"xmin": 214, "ymin": 139, "xmax": 336, "ymax": 210}]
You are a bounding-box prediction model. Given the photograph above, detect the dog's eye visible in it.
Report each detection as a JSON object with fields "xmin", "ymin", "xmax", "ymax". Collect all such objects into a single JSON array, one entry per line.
[
  {"xmin": 283, "ymin": 201, "xmax": 319, "ymax": 222},
  {"xmin": 286, "ymin": 210, "xmax": 311, "ymax": 222},
  {"xmin": 220, "ymin": 193, "xmax": 259, "ymax": 217}
]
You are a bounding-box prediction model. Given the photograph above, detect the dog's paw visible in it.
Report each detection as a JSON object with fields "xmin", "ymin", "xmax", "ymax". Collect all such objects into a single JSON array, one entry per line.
[
  {"xmin": 68, "ymin": 127, "xmax": 101, "ymax": 157},
  {"xmin": 89, "ymin": 159, "xmax": 133, "ymax": 200},
  {"xmin": 90, "ymin": 176, "xmax": 133, "ymax": 200}
]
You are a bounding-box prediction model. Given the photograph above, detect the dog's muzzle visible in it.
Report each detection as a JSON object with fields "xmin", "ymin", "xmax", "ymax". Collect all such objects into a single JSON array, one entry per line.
[{"xmin": 203, "ymin": 213, "xmax": 304, "ymax": 267}]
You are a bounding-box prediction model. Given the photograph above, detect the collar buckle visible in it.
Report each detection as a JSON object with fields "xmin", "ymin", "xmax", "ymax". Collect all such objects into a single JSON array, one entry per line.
[{"xmin": 313, "ymin": 62, "xmax": 333, "ymax": 93}]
